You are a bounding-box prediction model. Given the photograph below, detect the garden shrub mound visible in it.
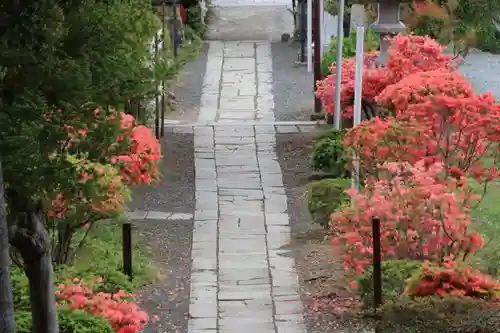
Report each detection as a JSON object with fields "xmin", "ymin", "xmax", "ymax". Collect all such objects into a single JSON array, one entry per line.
[
  {"xmin": 15, "ymin": 308, "xmax": 114, "ymax": 333},
  {"xmin": 355, "ymin": 260, "xmax": 422, "ymax": 309},
  {"xmin": 306, "ymin": 178, "xmax": 351, "ymax": 229},
  {"xmin": 311, "ymin": 129, "xmax": 349, "ymax": 177},
  {"xmin": 378, "ymin": 296, "xmax": 500, "ymax": 333}
]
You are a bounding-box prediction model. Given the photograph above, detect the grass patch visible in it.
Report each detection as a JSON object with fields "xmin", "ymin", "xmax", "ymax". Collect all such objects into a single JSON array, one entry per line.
[
  {"xmin": 12, "ymin": 219, "xmax": 158, "ymax": 310},
  {"xmin": 469, "ymin": 180, "xmax": 500, "ymax": 276},
  {"xmin": 60, "ymin": 220, "xmax": 158, "ymax": 288}
]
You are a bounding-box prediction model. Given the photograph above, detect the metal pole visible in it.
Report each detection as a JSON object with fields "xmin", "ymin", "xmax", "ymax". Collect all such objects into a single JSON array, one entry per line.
[
  {"xmin": 307, "ymin": 0, "xmax": 313, "ymax": 72},
  {"xmin": 333, "ymin": 0, "xmax": 345, "ymax": 130},
  {"xmin": 313, "ymin": 0, "xmax": 322, "ymax": 114},
  {"xmin": 161, "ymin": 1, "xmax": 166, "ymax": 137},
  {"xmin": 154, "ymin": 33, "xmax": 160, "ymax": 139},
  {"xmin": 372, "ymin": 217, "xmax": 382, "ymax": 312},
  {"xmin": 122, "ymin": 223, "xmax": 133, "ymax": 280},
  {"xmin": 300, "ymin": 0, "xmax": 307, "ymax": 62},
  {"xmin": 172, "ymin": 0, "xmax": 179, "ymax": 58}
]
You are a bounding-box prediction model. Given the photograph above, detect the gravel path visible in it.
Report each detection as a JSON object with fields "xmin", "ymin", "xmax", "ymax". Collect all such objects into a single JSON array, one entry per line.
[
  {"xmin": 166, "ymin": 43, "xmax": 209, "ymax": 123},
  {"xmin": 458, "ymin": 50, "xmax": 500, "ymax": 99},
  {"xmin": 128, "ymin": 133, "xmax": 195, "ymax": 212},
  {"xmin": 272, "ymin": 42, "xmax": 315, "ymax": 121},
  {"xmin": 132, "ymin": 132, "xmax": 195, "ymax": 333}
]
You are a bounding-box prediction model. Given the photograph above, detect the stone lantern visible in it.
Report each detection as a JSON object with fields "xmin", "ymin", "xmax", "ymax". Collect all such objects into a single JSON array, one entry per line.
[{"xmin": 370, "ymin": 0, "xmax": 406, "ymax": 65}]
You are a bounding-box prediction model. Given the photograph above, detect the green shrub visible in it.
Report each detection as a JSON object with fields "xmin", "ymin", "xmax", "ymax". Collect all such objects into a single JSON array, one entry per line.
[
  {"xmin": 11, "ymin": 265, "xmax": 30, "ymax": 311},
  {"xmin": 16, "ymin": 308, "xmax": 114, "ymax": 333},
  {"xmin": 187, "ymin": 4, "xmax": 208, "ymax": 37},
  {"xmin": 306, "ymin": 178, "xmax": 351, "ymax": 228},
  {"xmin": 321, "ymin": 28, "xmax": 379, "ymax": 76},
  {"xmin": 311, "ymin": 129, "xmax": 348, "ymax": 176},
  {"xmin": 409, "ymin": 0, "xmax": 500, "ymax": 54},
  {"xmin": 378, "ymin": 296, "xmax": 500, "ymax": 333},
  {"xmin": 356, "ymin": 259, "xmax": 422, "ymax": 309}
]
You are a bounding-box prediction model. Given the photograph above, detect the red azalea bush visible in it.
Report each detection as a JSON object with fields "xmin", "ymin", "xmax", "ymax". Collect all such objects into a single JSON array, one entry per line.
[
  {"xmin": 56, "ymin": 281, "xmax": 153, "ymax": 333},
  {"xmin": 328, "ymin": 34, "xmax": 500, "ymax": 305},
  {"xmin": 47, "ymin": 107, "xmax": 161, "ymax": 219},
  {"xmin": 405, "ymin": 259, "xmax": 500, "ymax": 299},
  {"xmin": 374, "ymin": 70, "xmax": 500, "ymax": 183},
  {"xmin": 44, "ymin": 106, "xmax": 162, "ymax": 265},
  {"xmin": 344, "ymin": 70, "xmax": 500, "ymax": 183},
  {"xmin": 343, "ymin": 117, "xmax": 427, "ymax": 176},
  {"xmin": 332, "ymin": 160, "xmax": 483, "ymax": 275},
  {"xmin": 316, "ymin": 34, "xmax": 457, "ymax": 119}
]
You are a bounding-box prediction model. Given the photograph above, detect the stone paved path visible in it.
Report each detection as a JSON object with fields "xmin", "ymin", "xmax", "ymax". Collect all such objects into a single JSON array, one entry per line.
[
  {"xmin": 199, "ymin": 41, "xmax": 276, "ymax": 123},
  {"xmin": 167, "ymin": 0, "xmax": 317, "ymax": 331},
  {"xmin": 186, "ymin": 123, "xmax": 312, "ymax": 333}
]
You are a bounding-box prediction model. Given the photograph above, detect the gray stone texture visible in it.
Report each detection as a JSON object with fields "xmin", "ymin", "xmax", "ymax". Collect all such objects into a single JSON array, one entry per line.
[{"xmin": 189, "ymin": 124, "xmax": 305, "ymax": 333}]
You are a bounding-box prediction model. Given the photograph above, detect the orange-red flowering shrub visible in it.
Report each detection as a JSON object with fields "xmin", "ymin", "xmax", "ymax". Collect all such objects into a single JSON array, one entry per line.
[
  {"xmin": 405, "ymin": 259, "xmax": 500, "ymax": 299},
  {"xmin": 375, "ymin": 71, "xmax": 500, "ymax": 183},
  {"xmin": 332, "ymin": 161, "xmax": 483, "ymax": 275},
  {"xmin": 326, "ymin": 32, "xmax": 500, "ymax": 303},
  {"xmin": 316, "ymin": 34, "xmax": 457, "ymax": 119},
  {"xmin": 343, "ymin": 117, "xmax": 427, "ymax": 177},
  {"xmin": 43, "ymin": 106, "xmax": 161, "ymax": 265},
  {"xmin": 344, "ymin": 70, "xmax": 500, "ymax": 182},
  {"xmin": 56, "ymin": 281, "xmax": 154, "ymax": 333}
]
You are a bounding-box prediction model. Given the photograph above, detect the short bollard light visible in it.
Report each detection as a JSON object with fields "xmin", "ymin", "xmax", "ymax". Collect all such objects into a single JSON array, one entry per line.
[
  {"xmin": 122, "ymin": 222, "xmax": 133, "ymax": 281},
  {"xmin": 372, "ymin": 217, "xmax": 382, "ymax": 312}
]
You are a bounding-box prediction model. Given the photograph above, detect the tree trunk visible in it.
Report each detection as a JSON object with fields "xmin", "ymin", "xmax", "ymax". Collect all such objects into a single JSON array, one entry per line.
[
  {"xmin": 0, "ymin": 161, "xmax": 16, "ymax": 333},
  {"xmin": 10, "ymin": 200, "xmax": 59, "ymax": 333}
]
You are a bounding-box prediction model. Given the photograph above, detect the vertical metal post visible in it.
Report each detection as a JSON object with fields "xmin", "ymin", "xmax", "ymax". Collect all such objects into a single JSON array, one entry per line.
[
  {"xmin": 293, "ymin": 0, "xmax": 297, "ymax": 27},
  {"xmin": 172, "ymin": 0, "xmax": 179, "ymax": 58},
  {"xmin": 161, "ymin": 1, "xmax": 166, "ymax": 138},
  {"xmin": 334, "ymin": 0, "xmax": 345, "ymax": 130},
  {"xmin": 307, "ymin": 0, "xmax": 313, "ymax": 72},
  {"xmin": 313, "ymin": 0, "xmax": 322, "ymax": 114},
  {"xmin": 372, "ymin": 217, "xmax": 382, "ymax": 312},
  {"xmin": 122, "ymin": 223, "xmax": 133, "ymax": 280},
  {"xmin": 300, "ymin": 0, "xmax": 307, "ymax": 62},
  {"xmin": 319, "ymin": 0, "xmax": 324, "ymax": 57},
  {"xmin": 154, "ymin": 33, "xmax": 160, "ymax": 139}
]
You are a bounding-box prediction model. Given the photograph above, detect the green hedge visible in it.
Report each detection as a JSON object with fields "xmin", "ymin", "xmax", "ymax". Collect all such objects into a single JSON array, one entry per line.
[
  {"xmin": 306, "ymin": 178, "xmax": 351, "ymax": 228},
  {"xmin": 311, "ymin": 129, "xmax": 348, "ymax": 176},
  {"xmin": 16, "ymin": 308, "xmax": 114, "ymax": 333},
  {"xmin": 356, "ymin": 259, "xmax": 422, "ymax": 309}
]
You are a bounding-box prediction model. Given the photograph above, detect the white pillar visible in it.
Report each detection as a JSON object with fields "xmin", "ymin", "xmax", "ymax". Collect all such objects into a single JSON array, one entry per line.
[
  {"xmin": 352, "ymin": 26, "xmax": 364, "ymax": 191},
  {"xmin": 307, "ymin": 0, "xmax": 313, "ymax": 72},
  {"xmin": 333, "ymin": 0, "xmax": 345, "ymax": 130},
  {"xmin": 320, "ymin": 0, "xmax": 325, "ymax": 58}
]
